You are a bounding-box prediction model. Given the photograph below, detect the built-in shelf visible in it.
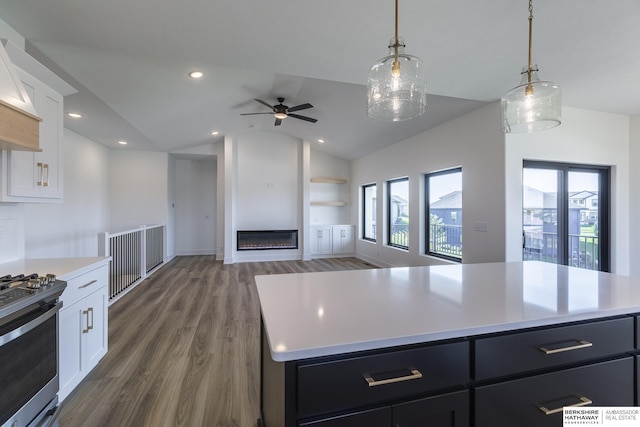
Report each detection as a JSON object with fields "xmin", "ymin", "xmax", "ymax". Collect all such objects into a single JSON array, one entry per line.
[
  {"xmin": 310, "ymin": 177, "xmax": 347, "ymax": 184},
  {"xmin": 310, "ymin": 201, "xmax": 347, "ymax": 207}
]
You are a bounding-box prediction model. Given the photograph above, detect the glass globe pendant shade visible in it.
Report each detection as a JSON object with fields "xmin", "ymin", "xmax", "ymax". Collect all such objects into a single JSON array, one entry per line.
[
  {"xmin": 501, "ymin": 65, "xmax": 561, "ymax": 133},
  {"xmin": 367, "ymin": 37, "xmax": 427, "ymax": 122}
]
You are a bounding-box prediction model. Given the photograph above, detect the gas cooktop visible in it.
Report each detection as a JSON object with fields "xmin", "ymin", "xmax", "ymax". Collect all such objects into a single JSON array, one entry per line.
[{"xmin": 0, "ymin": 273, "xmax": 67, "ymax": 320}]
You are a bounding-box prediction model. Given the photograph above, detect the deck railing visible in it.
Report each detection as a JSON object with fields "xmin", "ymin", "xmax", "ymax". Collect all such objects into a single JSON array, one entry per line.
[
  {"xmin": 429, "ymin": 223, "xmax": 462, "ymax": 258},
  {"xmin": 523, "ymin": 231, "xmax": 598, "ymax": 270},
  {"xmin": 99, "ymin": 224, "xmax": 165, "ymax": 303}
]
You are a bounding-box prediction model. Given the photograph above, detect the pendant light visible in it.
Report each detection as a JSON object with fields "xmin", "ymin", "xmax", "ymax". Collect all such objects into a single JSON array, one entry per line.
[
  {"xmin": 501, "ymin": 0, "xmax": 561, "ymax": 133},
  {"xmin": 367, "ymin": 0, "xmax": 427, "ymax": 122}
]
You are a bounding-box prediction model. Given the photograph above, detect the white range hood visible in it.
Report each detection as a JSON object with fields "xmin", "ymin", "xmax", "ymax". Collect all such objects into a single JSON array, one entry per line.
[{"xmin": 0, "ymin": 40, "xmax": 41, "ymax": 151}]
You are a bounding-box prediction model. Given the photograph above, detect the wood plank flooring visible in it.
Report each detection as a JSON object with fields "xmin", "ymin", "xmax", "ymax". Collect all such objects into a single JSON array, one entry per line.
[{"xmin": 59, "ymin": 256, "xmax": 377, "ymax": 427}]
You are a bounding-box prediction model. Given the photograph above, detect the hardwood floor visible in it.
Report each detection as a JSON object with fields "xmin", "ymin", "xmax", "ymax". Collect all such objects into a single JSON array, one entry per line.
[{"xmin": 59, "ymin": 256, "xmax": 377, "ymax": 427}]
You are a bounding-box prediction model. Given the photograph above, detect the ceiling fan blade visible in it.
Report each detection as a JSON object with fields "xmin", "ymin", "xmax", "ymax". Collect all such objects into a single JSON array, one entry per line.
[
  {"xmin": 274, "ymin": 118, "xmax": 282, "ymax": 126},
  {"xmin": 287, "ymin": 103, "xmax": 313, "ymax": 112},
  {"xmin": 288, "ymin": 113, "xmax": 318, "ymax": 123},
  {"xmin": 254, "ymin": 99, "xmax": 275, "ymax": 110},
  {"xmin": 240, "ymin": 112, "xmax": 274, "ymax": 115}
]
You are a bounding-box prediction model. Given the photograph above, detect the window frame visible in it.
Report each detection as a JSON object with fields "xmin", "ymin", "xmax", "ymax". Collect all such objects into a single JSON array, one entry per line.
[
  {"xmin": 361, "ymin": 183, "xmax": 377, "ymax": 242},
  {"xmin": 386, "ymin": 177, "xmax": 410, "ymax": 250},
  {"xmin": 522, "ymin": 160, "xmax": 610, "ymax": 272},
  {"xmin": 425, "ymin": 167, "xmax": 463, "ymax": 262}
]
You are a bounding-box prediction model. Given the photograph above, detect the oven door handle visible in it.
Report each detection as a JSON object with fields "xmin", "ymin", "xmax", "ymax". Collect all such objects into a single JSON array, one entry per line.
[
  {"xmin": 41, "ymin": 402, "xmax": 62, "ymax": 427},
  {"xmin": 0, "ymin": 302, "xmax": 61, "ymax": 346}
]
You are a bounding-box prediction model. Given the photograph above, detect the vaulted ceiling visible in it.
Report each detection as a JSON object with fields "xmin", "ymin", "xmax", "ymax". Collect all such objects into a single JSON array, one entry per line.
[{"xmin": 0, "ymin": 1, "xmax": 638, "ymax": 160}]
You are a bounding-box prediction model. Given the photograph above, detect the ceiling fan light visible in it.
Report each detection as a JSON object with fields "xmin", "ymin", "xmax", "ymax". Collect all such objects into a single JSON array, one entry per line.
[
  {"xmin": 501, "ymin": 65, "xmax": 561, "ymax": 133},
  {"xmin": 274, "ymin": 112, "xmax": 288, "ymax": 120}
]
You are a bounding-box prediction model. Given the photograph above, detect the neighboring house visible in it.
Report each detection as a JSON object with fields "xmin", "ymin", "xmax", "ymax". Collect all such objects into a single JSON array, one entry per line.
[
  {"xmin": 429, "ymin": 191, "xmax": 462, "ymax": 252},
  {"xmin": 389, "ymin": 195, "xmax": 409, "ymax": 225},
  {"xmin": 570, "ymin": 191, "xmax": 599, "ymax": 224},
  {"xmin": 430, "ymin": 191, "xmax": 462, "ymax": 226}
]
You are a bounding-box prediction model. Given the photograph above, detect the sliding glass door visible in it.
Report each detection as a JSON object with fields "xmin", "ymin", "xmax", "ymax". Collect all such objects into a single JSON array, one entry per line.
[{"xmin": 522, "ymin": 161, "xmax": 609, "ymax": 271}]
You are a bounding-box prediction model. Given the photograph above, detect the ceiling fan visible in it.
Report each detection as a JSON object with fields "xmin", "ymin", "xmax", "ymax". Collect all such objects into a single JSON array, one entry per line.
[{"xmin": 241, "ymin": 97, "xmax": 318, "ymax": 126}]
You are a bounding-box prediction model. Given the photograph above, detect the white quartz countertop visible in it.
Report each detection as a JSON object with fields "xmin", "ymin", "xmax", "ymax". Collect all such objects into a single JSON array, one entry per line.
[
  {"xmin": 256, "ymin": 261, "xmax": 640, "ymax": 362},
  {"xmin": 0, "ymin": 257, "xmax": 110, "ymax": 280}
]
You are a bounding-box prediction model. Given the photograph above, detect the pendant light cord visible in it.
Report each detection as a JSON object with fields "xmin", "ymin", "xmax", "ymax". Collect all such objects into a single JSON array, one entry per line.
[
  {"xmin": 527, "ymin": 0, "xmax": 533, "ymax": 83},
  {"xmin": 391, "ymin": 0, "xmax": 400, "ymax": 76},
  {"xmin": 394, "ymin": 0, "xmax": 399, "ymax": 60}
]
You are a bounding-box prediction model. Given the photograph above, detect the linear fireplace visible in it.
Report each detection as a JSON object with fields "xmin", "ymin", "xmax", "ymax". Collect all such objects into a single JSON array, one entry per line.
[{"xmin": 237, "ymin": 230, "xmax": 298, "ymax": 251}]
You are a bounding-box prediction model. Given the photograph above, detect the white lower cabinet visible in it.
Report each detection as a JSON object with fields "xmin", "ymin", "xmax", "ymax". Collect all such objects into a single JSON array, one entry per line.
[
  {"xmin": 58, "ymin": 264, "xmax": 109, "ymax": 402},
  {"xmin": 310, "ymin": 225, "xmax": 355, "ymax": 257},
  {"xmin": 311, "ymin": 226, "xmax": 333, "ymax": 255},
  {"xmin": 332, "ymin": 225, "xmax": 355, "ymax": 254}
]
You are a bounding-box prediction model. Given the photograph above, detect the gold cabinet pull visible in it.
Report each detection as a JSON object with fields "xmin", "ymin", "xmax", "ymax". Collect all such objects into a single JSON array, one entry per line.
[
  {"xmin": 37, "ymin": 162, "xmax": 44, "ymax": 186},
  {"xmin": 538, "ymin": 340, "xmax": 593, "ymax": 355},
  {"xmin": 538, "ymin": 396, "xmax": 592, "ymax": 415},
  {"xmin": 82, "ymin": 309, "xmax": 89, "ymax": 333},
  {"xmin": 42, "ymin": 163, "xmax": 49, "ymax": 187},
  {"xmin": 364, "ymin": 369, "xmax": 422, "ymax": 387},
  {"xmin": 88, "ymin": 307, "xmax": 94, "ymax": 331}
]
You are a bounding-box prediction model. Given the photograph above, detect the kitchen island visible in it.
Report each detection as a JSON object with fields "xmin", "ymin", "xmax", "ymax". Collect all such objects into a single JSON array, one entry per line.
[{"xmin": 256, "ymin": 261, "xmax": 640, "ymax": 426}]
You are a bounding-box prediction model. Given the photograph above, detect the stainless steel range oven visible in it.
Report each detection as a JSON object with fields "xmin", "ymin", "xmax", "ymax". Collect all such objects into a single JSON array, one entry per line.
[{"xmin": 0, "ymin": 274, "xmax": 67, "ymax": 427}]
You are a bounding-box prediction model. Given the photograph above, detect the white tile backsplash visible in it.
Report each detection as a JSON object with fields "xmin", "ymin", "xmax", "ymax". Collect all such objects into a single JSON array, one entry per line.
[{"xmin": 0, "ymin": 204, "xmax": 25, "ymax": 263}]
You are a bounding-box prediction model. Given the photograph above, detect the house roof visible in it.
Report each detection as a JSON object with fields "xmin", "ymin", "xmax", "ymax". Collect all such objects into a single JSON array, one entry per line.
[{"xmin": 431, "ymin": 191, "xmax": 461, "ymax": 209}]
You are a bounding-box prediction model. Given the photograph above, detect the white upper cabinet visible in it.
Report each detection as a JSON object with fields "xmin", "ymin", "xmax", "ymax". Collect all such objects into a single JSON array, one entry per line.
[{"xmin": 0, "ymin": 42, "xmax": 75, "ymax": 203}]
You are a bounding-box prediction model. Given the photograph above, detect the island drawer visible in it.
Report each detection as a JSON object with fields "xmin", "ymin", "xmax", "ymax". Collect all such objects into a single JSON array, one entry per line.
[
  {"xmin": 475, "ymin": 356, "xmax": 634, "ymax": 427},
  {"xmin": 297, "ymin": 341, "xmax": 469, "ymax": 419},
  {"xmin": 474, "ymin": 317, "xmax": 634, "ymax": 380}
]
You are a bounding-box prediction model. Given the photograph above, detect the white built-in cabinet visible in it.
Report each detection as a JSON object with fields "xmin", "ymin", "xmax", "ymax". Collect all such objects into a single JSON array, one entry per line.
[
  {"xmin": 311, "ymin": 225, "xmax": 333, "ymax": 255},
  {"xmin": 332, "ymin": 225, "xmax": 355, "ymax": 254},
  {"xmin": 0, "ymin": 43, "xmax": 72, "ymax": 203},
  {"xmin": 310, "ymin": 225, "xmax": 355, "ymax": 257},
  {"xmin": 58, "ymin": 263, "xmax": 109, "ymax": 402}
]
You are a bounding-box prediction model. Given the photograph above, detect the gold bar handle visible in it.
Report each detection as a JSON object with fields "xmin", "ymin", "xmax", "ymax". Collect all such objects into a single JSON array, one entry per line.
[
  {"xmin": 36, "ymin": 162, "xmax": 44, "ymax": 186},
  {"xmin": 364, "ymin": 369, "xmax": 422, "ymax": 387},
  {"xmin": 538, "ymin": 396, "xmax": 592, "ymax": 415},
  {"xmin": 88, "ymin": 307, "xmax": 94, "ymax": 331},
  {"xmin": 538, "ymin": 340, "xmax": 593, "ymax": 355},
  {"xmin": 82, "ymin": 309, "xmax": 89, "ymax": 333},
  {"xmin": 42, "ymin": 163, "xmax": 49, "ymax": 187}
]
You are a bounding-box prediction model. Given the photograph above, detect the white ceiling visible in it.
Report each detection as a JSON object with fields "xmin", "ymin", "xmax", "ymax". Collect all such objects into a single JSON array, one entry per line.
[{"xmin": 0, "ymin": 0, "xmax": 638, "ymax": 160}]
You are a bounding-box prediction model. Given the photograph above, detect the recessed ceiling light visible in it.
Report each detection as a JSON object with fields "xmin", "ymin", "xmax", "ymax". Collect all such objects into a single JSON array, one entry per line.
[
  {"xmin": 118, "ymin": 140, "xmax": 128, "ymax": 145},
  {"xmin": 318, "ymin": 139, "xmax": 325, "ymax": 143},
  {"xmin": 189, "ymin": 71, "xmax": 204, "ymax": 79},
  {"xmin": 211, "ymin": 131, "xmax": 219, "ymax": 135},
  {"xmin": 67, "ymin": 112, "xmax": 82, "ymax": 118}
]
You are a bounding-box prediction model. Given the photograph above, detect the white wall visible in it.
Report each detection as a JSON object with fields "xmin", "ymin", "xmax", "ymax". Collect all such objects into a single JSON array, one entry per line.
[
  {"xmin": 226, "ymin": 130, "xmax": 303, "ymax": 262},
  {"xmin": 310, "ymin": 149, "xmax": 351, "ymax": 225},
  {"xmin": 0, "ymin": 129, "xmax": 112, "ymax": 261},
  {"xmin": 629, "ymin": 114, "xmax": 640, "ymax": 277},
  {"xmin": 108, "ymin": 150, "xmax": 169, "ymax": 232},
  {"xmin": 22, "ymin": 129, "xmax": 110, "ymax": 258},
  {"xmin": 505, "ymin": 106, "xmax": 630, "ymax": 274},
  {"xmin": 351, "ymin": 102, "xmax": 506, "ymax": 267},
  {"xmin": 174, "ymin": 157, "xmax": 216, "ymax": 255}
]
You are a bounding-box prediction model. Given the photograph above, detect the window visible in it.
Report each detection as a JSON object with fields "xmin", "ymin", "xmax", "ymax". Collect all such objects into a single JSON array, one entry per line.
[
  {"xmin": 425, "ymin": 168, "xmax": 462, "ymax": 261},
  {"xmin": 522, "ymin": 161, "xmax": 610, "ymax": 271},
  {"xmin": 362, "ymin": 183, "xmax": 377, "ymax": 241},
  {"xmin": 387, "ymin": 178, "xmax": 409, "ymax": 249}
]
